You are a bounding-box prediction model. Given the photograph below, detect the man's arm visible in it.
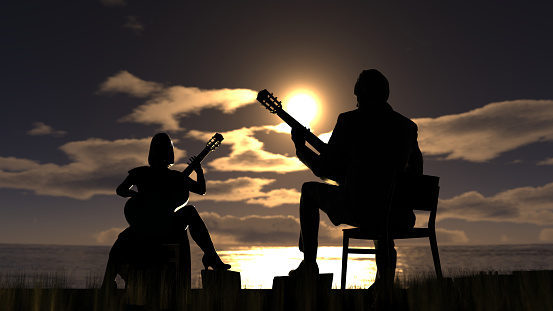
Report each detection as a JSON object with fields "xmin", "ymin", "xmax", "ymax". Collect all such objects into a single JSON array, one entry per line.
[
  {"xmin": 291, "ymin": 114, "xmax": 348, "ymax": 183},
  {"xmin": 406, "ymin": 124, "xmax": 423, "ymax": 174},
  {"xmin": 292, "ymin": 127, "xmax": 321, "ymax": 174},
  {"xmin": 406, "ymin": 144, "xmax": 423, "ymax": 175}
]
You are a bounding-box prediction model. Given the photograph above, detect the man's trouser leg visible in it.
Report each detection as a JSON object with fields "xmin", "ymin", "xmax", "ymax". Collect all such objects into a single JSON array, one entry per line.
[{"xmin": 374, "ymin": 239, "xmax": 396, "ymax": 287}]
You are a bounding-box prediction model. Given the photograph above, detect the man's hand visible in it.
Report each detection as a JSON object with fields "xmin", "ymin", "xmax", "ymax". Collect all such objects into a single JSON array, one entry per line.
[{"xmin": 291, "ymin": 127, "xmax": 307, "ymax": 147}]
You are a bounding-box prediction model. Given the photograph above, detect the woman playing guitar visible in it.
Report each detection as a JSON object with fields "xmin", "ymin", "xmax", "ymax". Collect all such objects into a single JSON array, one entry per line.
[
  {"xmin": 116, "ymin": 132, "xmax": 230, "ymax": 270},
  {"xmin": 101, "ymin": 133, "xmax": 230, "ymax": 295}
]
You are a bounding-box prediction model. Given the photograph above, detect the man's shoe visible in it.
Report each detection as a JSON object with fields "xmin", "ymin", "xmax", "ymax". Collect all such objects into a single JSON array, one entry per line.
[{"xmin": 288, "ymin": 260, "xmax": 319, "ymax": 278}]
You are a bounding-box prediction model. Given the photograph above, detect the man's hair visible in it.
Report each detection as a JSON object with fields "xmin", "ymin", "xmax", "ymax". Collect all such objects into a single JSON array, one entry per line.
[
  {"xmin": 148, "ymin": 133, "xmax": 175, "ymax": 167},
  {"xmin": 354, "ymin": 69, "xmax": 389, "ymax": 103}
]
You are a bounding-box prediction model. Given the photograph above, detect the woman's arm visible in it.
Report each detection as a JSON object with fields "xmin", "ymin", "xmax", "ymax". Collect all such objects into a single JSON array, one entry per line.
[
  {"xmin": 185, "ymin": 156, "xmax": 207, "ymax": 195},
  {"xmin": 116, "ymin": 175, "xmax": 139, "ymax": 198}
]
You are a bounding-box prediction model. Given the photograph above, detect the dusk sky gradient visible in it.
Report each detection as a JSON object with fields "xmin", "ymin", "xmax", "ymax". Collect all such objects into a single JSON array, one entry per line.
[{"xmin": 1, "ymin": 1, "xmax": 553, "ymax": 247}]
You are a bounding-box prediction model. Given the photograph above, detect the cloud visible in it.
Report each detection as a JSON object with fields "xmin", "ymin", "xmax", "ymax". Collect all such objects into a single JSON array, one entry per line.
[
  {"xmin": 414, "ymin": 100, "xmax": 553, "ymax": 162},
  {"xmin": 189, "ymin": 128, "xmax": 306, "ymax": 174},
  {"xmin": 438, "ymin": 183, "xmax": 553, "ymax": 225},
  {"xmin": 124, "ymin": 16, "xmax": 144, "ymax": 33},
  {"xmin": 94, "ymin": 215, "xmax": 468, "ymax": 247},
  {"xmin": 537, "ymin": 158, "xmax": 553, "ymax": 166},
  {"xmin": 435, "ymin": 228, "xmax": 469, "ymax": 244},
  {"xmin": 0, "ymin": 157, "xmax": 42, "ymax": 172},
  {"xmin": 539, "ymin": 228, "xmax": 553, "ymax": 242},
  {"xmin": 0, "ymin": 135, "xmax": 300, "ymax": 207},
  {"xmin": 27, "ymin": 122, "xmax": 66, "ymax": 137},
  {"xmin": 200, "ymin": 212, "xmax": 342, "ymax": 246},
  {"xmin": 98, "ymin": 70, "xmax": 163, "ymax": 98},
  {"xmin": 98, "ymin": 71, "xmax": 258, "ymax": 131},
  {"xmin": 94, "ymin": 213, "xmax": 342, "ymax": 247},
  {"xmin": 0, "ymin": 137, "xmax": 156, "ymax": 199},
  {"xmin": 191, "ymin": 177, "xmax": 300, "ymax": 207},
  {"xmin": 318, "ymin": 132, "xmax": 332, "ymax": 144},
  {"xmin": 94, "ymin": 227, "xmax": 125, "ymax": 244}
]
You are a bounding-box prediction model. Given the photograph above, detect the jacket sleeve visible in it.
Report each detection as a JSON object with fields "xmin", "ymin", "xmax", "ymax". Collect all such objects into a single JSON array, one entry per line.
[
  {"xmin": 406, "ymin": 124, "xmax": 423, "ymax": 175},
  {"xmin": 296, "ymin": 114, "xmax": 348, "ymax": 184}
]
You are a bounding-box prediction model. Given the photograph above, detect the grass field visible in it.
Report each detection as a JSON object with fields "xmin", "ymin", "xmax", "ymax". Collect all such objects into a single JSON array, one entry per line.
[{"xmin": 1, "ymin": 270, "xmax": 552, "ymax": 310}]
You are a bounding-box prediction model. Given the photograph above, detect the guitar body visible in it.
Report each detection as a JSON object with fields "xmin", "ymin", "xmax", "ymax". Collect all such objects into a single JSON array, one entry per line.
[{"xmin": 124, "ymin": 191, "xmax": 190, "ymax": 238}]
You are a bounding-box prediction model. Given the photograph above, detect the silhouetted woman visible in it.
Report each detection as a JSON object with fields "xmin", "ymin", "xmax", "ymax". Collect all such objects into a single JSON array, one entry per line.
[{"xmin": 102, "ymin": 133, "xmax": 229, "ymax": 293}]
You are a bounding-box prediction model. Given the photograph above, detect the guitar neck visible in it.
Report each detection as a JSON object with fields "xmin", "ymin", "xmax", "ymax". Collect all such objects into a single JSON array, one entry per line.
[
  {"xmin": 276, "ymin": 109, "xmax": 327, "ymax": 153},
  {"xmin": 182, "ymin": 146, "xmax": 211, "ymax": 176}
]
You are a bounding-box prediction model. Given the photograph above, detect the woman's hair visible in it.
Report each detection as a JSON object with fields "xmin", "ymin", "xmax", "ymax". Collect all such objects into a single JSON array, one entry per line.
[
  {"xmin": 354, "ymin": 69, "xmax": 389, "ymax": 104},
  {"xmin": 148, "ymin": 133, "xmax": 175, "ymax": 167}
]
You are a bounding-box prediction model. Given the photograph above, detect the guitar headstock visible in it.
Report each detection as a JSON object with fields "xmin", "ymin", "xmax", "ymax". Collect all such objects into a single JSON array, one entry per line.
[
  {"xmin": 257, "ymin": 89, "xmax": 282, "ymax": 114},
  {"xmin": 206, "ymin": 133, "xmax": 224, "ymax": 151}
]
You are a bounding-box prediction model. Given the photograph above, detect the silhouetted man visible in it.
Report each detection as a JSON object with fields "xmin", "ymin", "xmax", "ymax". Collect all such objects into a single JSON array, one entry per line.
[{"xmin": 289, "ymin": 69, "xmax": 423, "ymax": 289}]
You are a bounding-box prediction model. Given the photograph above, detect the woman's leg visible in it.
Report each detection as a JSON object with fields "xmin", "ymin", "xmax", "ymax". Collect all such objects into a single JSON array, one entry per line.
[
  {"xmin": 175, "ymin": 205, "xmax": 230, "ymax": 269},
  {"xmin": 175, "ymin": 205, "xmax": 215, "ymax": 253}
]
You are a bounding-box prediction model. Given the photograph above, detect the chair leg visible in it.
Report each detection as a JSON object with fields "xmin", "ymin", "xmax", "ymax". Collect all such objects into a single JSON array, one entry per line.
[
  {"xmin": 341, "ymin": 232, "xmax": 349, "ymax": 290},
  {"xmin": 429, "ymin": 233, "xmax": 443, "ymax": 279}
]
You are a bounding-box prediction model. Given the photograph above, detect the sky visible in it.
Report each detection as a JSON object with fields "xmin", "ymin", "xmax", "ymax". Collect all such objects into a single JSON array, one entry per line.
[{"xmin": 1, "ymin": 0, "xmax": 553, "ymax": 247}]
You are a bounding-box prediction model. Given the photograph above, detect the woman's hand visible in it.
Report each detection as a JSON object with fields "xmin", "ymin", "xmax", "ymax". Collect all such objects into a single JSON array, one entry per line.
[{"xmin": 187, "ymin": 156, "xmax": 203, "ymax": 173}]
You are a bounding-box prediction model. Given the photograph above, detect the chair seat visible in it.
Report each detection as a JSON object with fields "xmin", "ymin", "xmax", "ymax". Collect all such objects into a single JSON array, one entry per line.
[{"xmin": 343, "ymin": 227, "xmax": 431, "ymax": 240}]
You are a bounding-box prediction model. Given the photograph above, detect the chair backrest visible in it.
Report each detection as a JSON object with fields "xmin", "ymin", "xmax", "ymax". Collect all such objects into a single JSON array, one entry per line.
[{"xmin": 390, "ymin": 171, "xmax": 440, "ymax": 213}]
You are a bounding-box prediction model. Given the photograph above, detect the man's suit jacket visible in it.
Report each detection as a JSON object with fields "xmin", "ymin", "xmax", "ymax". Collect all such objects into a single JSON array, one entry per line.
[{"xmin": 296, "ymin": 102, "xmax": 423, "ymax": 227}]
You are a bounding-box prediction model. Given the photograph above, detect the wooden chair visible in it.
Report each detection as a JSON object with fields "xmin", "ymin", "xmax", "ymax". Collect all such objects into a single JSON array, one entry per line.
[{"xmin": 340, "ymin": 172, "xmax": 442, "ymax": 289}]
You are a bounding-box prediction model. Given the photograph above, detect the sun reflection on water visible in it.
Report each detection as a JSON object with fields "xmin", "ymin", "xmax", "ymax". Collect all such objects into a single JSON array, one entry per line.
[{"xmin": 217, "ymin": 246, "xmax": 379, "ymax": 289}]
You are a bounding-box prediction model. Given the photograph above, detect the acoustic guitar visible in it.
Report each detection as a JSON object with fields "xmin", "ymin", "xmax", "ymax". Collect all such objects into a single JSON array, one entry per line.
[
  {"xmin": 124, "ymin": 133, "xmax": 224, "ymax": 236},
  {"xmin": 256, "ymin": 89, "xmax": 341, "ymax": 185},
  {"xmin": 257, "ymin": 89, "xmax": 327, "ymax": 153}
]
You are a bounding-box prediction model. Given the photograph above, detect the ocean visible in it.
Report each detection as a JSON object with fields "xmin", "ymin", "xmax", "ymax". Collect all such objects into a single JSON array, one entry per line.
[{"xmin": 1, "ymin": 243, "xmax": 552, "ymax": 289}]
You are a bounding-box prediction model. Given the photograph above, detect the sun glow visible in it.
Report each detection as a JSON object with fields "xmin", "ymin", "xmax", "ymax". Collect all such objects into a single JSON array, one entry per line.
[
  {"xmin": 218, "ymin": 246, "xmax": 378, "ymax": 289},
  {"xmin": 274, "ymin": 91, "xmax": 320, "ymax": 133},
  {"xmin": 286, "ymin": 93, "xmax": 318, "ymax": 128}
]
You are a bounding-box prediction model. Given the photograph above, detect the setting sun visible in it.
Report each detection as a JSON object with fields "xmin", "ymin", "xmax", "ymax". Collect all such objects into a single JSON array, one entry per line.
[
  {"xmin": 286, "ymin": 93, "xmax": 318, "ymax": 128},
  {"xmin": 272, "ymin": 91, "xmax": 321, "ymax": 133}
]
